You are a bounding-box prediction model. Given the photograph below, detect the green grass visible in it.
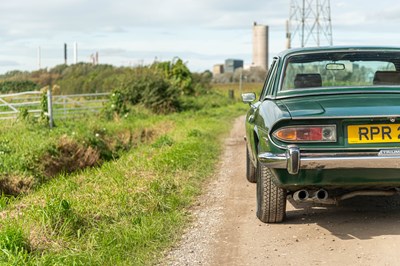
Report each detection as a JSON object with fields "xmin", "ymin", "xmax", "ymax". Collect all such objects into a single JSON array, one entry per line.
[{"xmin": 0, "ymin": 91, "xmax": 248, "ymax": 265}]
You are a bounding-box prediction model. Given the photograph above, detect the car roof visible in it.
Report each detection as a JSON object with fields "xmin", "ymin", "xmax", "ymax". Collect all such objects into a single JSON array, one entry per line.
[{"xmin": 277, "ymin": 46, "xmax": 400, "ymax": 58}]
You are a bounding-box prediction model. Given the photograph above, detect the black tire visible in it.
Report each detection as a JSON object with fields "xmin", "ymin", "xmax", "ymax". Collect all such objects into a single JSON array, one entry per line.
[
  {"xmin": 246, "ymin": 146, "xmax": 257, "ymax": 183},
  {"xmin": 256, "ymin": 162, "xmax": 287, "ymax": 223}
]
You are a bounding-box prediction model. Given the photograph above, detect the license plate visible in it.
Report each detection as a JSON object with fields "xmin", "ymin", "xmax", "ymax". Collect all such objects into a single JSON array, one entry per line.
[{"xmin": 348, "ymin": 124, "xmax": 400, "ymax": 144}]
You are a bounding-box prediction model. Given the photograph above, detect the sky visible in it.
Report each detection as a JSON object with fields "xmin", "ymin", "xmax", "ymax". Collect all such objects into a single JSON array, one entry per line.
[{"xmin": 1, "ymin": 0, "xmax": 400, "ymax": 74}]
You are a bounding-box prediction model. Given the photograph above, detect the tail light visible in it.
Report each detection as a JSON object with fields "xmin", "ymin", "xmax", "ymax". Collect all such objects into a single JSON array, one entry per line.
[{"xmin": 273, "ymin": 125, "xmax": 336, "ymax": 143}]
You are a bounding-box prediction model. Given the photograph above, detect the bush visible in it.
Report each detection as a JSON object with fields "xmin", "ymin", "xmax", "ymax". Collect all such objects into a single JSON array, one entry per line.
[
  {"xmin": 0, "ymin": 80, "xmax": 39, "ymax": 93},
  {"xmin": 118, "ymin": 67, "xmax": 180, "ymax": 114},
  {"xmin": 152, "ymin": 58, "xmax": 193, "ymax": 95},
  {"xmin": 1, "ymin": 59, "xmax": 214, "ymax": 114}
]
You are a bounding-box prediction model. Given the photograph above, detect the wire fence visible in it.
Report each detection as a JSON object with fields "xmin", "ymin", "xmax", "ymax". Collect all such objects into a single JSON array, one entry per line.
[{"xmin": 0, "ymin": 89, "xmax": 110, "ymax": 125}]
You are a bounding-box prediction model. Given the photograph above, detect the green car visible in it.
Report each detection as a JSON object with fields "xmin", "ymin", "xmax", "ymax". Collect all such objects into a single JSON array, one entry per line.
[{"xmin": 243, "ymin": 46, "xmax": 400, "ymax": 223}]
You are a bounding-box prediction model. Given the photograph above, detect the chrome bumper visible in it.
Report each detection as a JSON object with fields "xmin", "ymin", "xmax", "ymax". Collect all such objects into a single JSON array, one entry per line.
[{"xmin": 258, "ymin": 145, "xmax": 400, "ymax": 175}]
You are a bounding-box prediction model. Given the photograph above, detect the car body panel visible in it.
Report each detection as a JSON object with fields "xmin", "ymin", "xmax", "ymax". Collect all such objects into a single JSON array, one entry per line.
[
  {"xmin": 272, "ymin": 168, "xmax": 400, "ymax": 191},
  {"xmin": 281, "ymin": 93, "xmax": 400, "ymax": 119},
  {"xmin": 244, "ymin": 46, "xmax": 400, "ymax": 192}
]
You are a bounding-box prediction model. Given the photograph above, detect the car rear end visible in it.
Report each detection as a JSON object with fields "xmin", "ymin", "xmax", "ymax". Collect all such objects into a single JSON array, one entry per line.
[{"xmin": 262, "ymin": 48, "xmax": 400, "ymax": 201}]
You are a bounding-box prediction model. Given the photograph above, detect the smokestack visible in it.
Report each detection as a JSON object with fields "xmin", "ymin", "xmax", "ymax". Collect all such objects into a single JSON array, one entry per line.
[
  {"xmin": 286, "ymin": 20, "xmax": 291, "ymax": 49},
  {"xmin": 252, "ymin": 23, "xmax": 269, "ymax": 71},
  {"xmin": 37, "ymin": 46, "xmax": 41, "ymax": 69},
  {"xmin": 74, "ymin": 42, "xmax": 78, "ymax": 64},
  {"xmin": 64, "ymin": 43, "xmax": 67, "ymax": 64}
]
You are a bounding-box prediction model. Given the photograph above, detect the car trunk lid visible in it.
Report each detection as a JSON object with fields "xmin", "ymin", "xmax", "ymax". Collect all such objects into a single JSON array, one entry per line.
[{"xmin": 280, "ymin": 93, "xmax": 400, "ymax": 119}]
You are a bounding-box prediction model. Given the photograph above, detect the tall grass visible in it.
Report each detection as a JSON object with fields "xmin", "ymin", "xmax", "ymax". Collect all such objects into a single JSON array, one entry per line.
[{"xmin": 0, "ymin": 91, "xmax": 248, "ymax": 265}]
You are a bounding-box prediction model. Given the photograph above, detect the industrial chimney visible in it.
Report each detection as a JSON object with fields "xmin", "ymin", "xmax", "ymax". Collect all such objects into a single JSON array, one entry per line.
[
  {"xmin": 252, "ymin": 22, "xmax": 269, "ymax": 71},
  {"xmin": 74, "ymin": 42, "xmax": 78, "ymax": 64},
  {"xmin": 64, "ymin": 43, "xmax": 67, "ymax": 64}
]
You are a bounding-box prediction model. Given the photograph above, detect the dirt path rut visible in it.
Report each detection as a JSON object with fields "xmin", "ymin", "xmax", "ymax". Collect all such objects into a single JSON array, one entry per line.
[{"xmin": 165, "ymin": 116, "xmax": 400, "ymax": 266}]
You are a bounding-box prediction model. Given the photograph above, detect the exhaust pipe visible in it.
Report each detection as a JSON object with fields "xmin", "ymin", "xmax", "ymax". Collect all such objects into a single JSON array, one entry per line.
[
  {"xmin": 293, "ymin": 190, "xmax": 309, "ymax": 202},
  {"xmin": 315, "ymin": 189, "xmax": 328, "ymax": 201}
]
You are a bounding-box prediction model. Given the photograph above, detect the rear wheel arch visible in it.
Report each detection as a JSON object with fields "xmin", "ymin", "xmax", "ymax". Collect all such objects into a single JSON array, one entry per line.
[{"xmin": 253, "ymin": 128, "xmax": 260, "ymax": 155}]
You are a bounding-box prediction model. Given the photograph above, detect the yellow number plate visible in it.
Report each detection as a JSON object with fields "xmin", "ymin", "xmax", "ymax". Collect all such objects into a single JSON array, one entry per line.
[{"xmin": 348, "ymin": 124, "xmax": 400, "ymax": 144}]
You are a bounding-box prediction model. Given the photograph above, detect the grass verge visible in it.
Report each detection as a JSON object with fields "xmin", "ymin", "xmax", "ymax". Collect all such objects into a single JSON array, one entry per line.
[{"xmin": 0, "ymin": 95, "xmax": 247, "ymax": 265}]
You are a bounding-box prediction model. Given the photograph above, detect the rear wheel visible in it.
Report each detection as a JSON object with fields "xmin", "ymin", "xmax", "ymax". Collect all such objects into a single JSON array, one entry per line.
[
  {"xmin": 256, "ymin": 162, "xmax": 287, "ymax": 223},
  {"xmin": 246, "ymin": 146, "xmax": 257, "ymax": 183}
]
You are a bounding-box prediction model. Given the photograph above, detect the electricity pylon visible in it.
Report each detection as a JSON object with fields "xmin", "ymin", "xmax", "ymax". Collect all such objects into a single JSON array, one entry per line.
[{"xmin": 287, "ymin": 0, "xmax": 333, "ymax": 48}]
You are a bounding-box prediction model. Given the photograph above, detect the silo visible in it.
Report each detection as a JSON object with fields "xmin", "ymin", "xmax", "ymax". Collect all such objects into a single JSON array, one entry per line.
[{"xmin": 252, "ymin": 22, "xmax": 269, "ymax": 70}]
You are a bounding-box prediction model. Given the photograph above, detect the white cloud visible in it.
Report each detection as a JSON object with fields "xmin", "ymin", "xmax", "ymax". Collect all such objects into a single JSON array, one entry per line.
[
  {"xmin": 0, "ymin": 0, "xmax": 399, "ymax": 74},
  {"xmin": 0, "ymin": 60, "xmax": 19, "ymax": 67}
]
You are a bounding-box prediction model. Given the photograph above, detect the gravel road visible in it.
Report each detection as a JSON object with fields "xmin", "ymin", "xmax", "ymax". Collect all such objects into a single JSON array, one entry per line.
[{"xmin": 164, "ymin": 116, "xmax": 400, "ymax": 266}]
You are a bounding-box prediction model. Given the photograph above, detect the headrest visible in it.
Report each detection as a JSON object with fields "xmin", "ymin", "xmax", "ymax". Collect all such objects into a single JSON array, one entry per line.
[
  {"xmin": 373, "ymin": 71, "xmax": 400, "ymax": 85},
  {"xmin": 294, "ymin": 73, "xmax": 322, "ymax": 88}
]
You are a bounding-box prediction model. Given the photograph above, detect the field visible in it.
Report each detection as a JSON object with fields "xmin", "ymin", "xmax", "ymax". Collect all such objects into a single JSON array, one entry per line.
[
  {"xmin": 212, "ymin": 82, "xmax": 264, "ymax": 99},
  {"xmin": 0, "ymin": 87, "xmax": 250, "ymax": 265}
]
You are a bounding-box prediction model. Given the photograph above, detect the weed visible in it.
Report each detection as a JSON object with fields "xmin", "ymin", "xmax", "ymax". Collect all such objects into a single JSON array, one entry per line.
[
  {"xmin": 187, "ymin": 129, "xmax": 203, "ymax": 138},
  {"xmin": 0, "ymin": 224, "xmax": 31, "ymax": 264},
  {"xmin": 103, "ymin": 90, "xmax": 129, "ymax": 119},
  {"xmin": 152, "ymin": 135, "xmax": 174, "ymax": 148},
  {"xmin": 40, "ymin": 197, "xmax": 85, "ymax": 238}
]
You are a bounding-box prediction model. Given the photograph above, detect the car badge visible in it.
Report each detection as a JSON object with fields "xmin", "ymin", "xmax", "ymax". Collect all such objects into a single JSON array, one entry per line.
[{"xmin": 379, "ymin": 149, "xmax": 400, "ymax": 156}]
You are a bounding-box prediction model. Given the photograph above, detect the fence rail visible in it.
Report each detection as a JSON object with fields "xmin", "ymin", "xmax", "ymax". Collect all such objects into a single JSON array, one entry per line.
[
  {"xmin": 0, "ymin": 90, "xmax": 110, "ymax": 125},
  {"xmin": 0, "ymin": 91, "xmax": 42, "ymax": 120},
  {"xmin": 52, "ymin": 92, "xmax": 110, "ymax": 119}
]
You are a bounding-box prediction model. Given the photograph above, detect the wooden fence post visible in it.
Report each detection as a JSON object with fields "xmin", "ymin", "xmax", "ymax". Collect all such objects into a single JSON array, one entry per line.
[
  {"xmin": 47, "ymin": 85, "xmax": 54, "ymax": 128},
  {"xmin": 228, "ymin": 89, "xmax": 235, "ymax": 99}
]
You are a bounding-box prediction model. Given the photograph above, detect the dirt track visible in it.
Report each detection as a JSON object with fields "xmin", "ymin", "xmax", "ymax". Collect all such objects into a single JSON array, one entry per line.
[{"xmin": 165, "ymin": 116, "xmax": 400, "ymax": 266}]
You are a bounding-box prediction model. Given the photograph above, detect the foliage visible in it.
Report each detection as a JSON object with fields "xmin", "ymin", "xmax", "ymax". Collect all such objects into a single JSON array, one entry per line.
[
  {"xmin": 0, "ymin": 58, "xmax": 228, "ymax": 116},
  {"xmin": 40, "ymin": 197, "xmax": 85, "ymax": 237},
  {"xmin": 0, "ymin": 59, "xmax": 215, "ymax": 114},
  {"xmin": 38, "ymin": 90, "xmax": 49, "ymax": 125},
  {"xmin": 152, "ymin": 134, "xmax": 175, "ymax": 148},
  {"xmin": 0, "ymin": 224, "xmax": 30, "ymax": 264},
  {"xmin": 17, "ymin": 108, "xmax": 30, "ymax": 122},
  {"xmin": 103, "ymin": 90, "xmax": 129, "ymax": 119},
  {"xmin": 192, "ymin": 70, "xmax": 213, "ymax": 95},
  {"xmin": 0, "ymin": 80, "xmax": 38, "ymax": 93},
  {"xmin": 55, "ymin": 63, "xmax": 117, "ymax": 94},
  {"xmin": 117, "ymin": 67, "xmax": 181, "ymax": 114},
  {"xmin": 0, "ymin": 91, "xmax": 245, "ymax": 265},
  {"xmin": 153, "ymin": 58, "xmax": 193, "ymax": 95},
  {"xmin": 0, "ymin": 109, "xmax": 164, "ymax": 194}
]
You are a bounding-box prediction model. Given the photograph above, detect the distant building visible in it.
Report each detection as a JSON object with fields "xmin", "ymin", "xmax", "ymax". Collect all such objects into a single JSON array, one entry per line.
[
  {"xmin": 252, "ymin": 22, "xmax": 269, "ymax": 71},
  {"xmin": 225, "ymin": 59, "xmax": 244, "ymax": 73},
  {"xmin": 213, "ymin": 64, "xmax": 224, "ymax": 75}
]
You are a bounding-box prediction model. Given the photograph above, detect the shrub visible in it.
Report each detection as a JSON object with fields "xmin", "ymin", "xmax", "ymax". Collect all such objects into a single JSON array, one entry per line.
[
  {"xmin": 103, "ymin": 90, "xmax": 129, "ymax": 119},
  {"xmin": 0, "ymin": 80, "xmax": 38, "ymax": 93},
  {"xmin": 119, "ymin": 67, "xmax": 180, "ymax": 114}
]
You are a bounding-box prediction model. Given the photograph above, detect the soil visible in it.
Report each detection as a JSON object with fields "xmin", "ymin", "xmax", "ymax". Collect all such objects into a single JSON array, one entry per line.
[{"xmin": 164, "ymin": 116, "xmax": 400, "ymax": 266}]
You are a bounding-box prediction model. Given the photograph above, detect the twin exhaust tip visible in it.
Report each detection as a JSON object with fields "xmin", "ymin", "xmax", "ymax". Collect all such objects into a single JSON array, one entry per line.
[{"xmin": 293, "ymin": 189, "xmax": 328, "ymax": 202}]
